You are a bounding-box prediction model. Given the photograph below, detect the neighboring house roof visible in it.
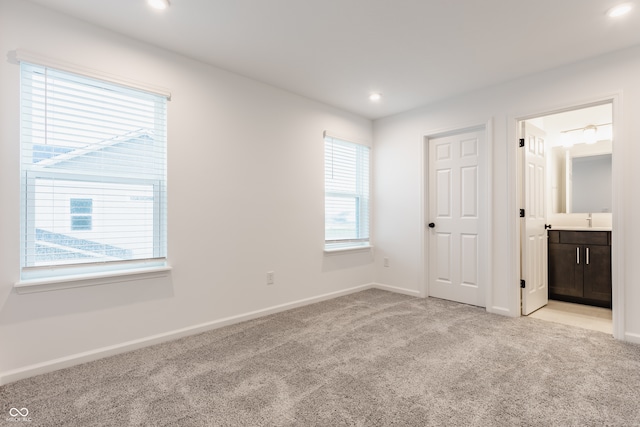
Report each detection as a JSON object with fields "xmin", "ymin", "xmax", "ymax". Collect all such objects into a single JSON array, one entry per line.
[
  {"xmin": 36, "ymin": 229, "xmax": 132, "ymax": 261},
  {"xmin": 35, "ymin": 233, "xmax": 133, "ymax": 265},
  {"xmin": 34, "ymin": 128, "xmax": 153, "ymax": 167}
]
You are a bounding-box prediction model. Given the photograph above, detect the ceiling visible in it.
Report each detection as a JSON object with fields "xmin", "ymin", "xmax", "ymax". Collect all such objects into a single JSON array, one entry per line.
[{"xmin": 25, "ymin": 0, "xmax": 640, "ymax": 120}]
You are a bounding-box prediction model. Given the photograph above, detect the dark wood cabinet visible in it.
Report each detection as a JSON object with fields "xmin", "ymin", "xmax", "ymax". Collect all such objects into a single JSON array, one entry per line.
[{"xmin": 548, "ymin": 230, "xmax": 611, "ymax": 308}]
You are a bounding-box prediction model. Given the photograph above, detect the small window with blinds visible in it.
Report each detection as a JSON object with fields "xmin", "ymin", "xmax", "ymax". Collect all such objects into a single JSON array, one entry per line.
[
  {"xmin": 324, "ymin": 134, "xmax": 370, "ymax": 250},
  {"xmin": 20, "ymin": 62, "xmax": 167, "ymax": 278}
]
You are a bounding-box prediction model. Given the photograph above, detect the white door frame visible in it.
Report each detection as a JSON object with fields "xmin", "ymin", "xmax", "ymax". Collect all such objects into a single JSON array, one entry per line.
[
  {"xmin": 421, "ymin": 120, "xmax": 493, "ymax": 309},
  {"xmin": 507, "ymin": 94, "xmax": 624, "ymax": 339}
]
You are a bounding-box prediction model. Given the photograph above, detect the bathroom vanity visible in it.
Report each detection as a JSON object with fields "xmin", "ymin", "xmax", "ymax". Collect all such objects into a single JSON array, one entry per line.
[{"xmin": 547, "ymin": 229, "xmax": 612, "ymax": 308}]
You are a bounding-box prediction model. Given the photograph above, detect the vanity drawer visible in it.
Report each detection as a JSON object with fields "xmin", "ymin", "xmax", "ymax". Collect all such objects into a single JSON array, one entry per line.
[{"xmin": 557, "ymin": 231, "xmax": 610, "ymax": 246}]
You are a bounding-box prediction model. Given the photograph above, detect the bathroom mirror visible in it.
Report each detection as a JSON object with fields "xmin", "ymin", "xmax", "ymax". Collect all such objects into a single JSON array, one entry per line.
[{"xmin": 549, "ymin": 140, "xmax": 612, "ymax": 214}]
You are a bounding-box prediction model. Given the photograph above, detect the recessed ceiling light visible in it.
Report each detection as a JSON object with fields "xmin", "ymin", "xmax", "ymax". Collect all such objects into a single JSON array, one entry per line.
[
  {"xmin": 369, "ymin": 93, "xmax": 382, "ymax": 102},
  {"xmin": 608, "ymin": 3, "xmax": 633, "ymax": 17},
  {"xmin": 148, "ymin": 0, "xmax": 170, "ymax": 10}
]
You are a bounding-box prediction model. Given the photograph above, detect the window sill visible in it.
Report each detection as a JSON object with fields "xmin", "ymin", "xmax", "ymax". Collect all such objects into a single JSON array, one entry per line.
[
  {"xmin": 14, "ymin": 266, "xmax": 172, "ymax": 294},
  {"xmin": 324, "ymin": 245, "xmax": 373, "ymax": 255}
]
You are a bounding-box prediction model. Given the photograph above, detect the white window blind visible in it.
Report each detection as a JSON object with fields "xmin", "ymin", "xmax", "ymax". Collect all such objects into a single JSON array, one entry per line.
[
  {"xmin": 20, "ymin": 62, "xmax": 167, "ymax": 277},
  {"xmin": 324, "ymin": 134, "xmax": 370, "ymax": 250}
]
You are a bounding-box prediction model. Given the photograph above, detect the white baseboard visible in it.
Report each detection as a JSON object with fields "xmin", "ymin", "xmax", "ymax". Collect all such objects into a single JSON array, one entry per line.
[
  {"xmin": 487, "ymin": 305, "xmax": 517, "ymax": 317},
  {"xmin": 371, "ymin": 282, "xmax": 421, "ymax": 297},
  {"xmin": 1, "ymin": 283, "xmax": 376, "ymax": 385},
  {"xmin": 624, "ymin": 332, "xmax": 640, "ymax": 345}
]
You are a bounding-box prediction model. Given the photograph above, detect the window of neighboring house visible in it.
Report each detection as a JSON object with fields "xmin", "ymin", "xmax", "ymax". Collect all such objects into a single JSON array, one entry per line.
[
  {"xmin": 324, "ymin": 133, "xmax": 371, "ymax": 251},
  {"xmin": 70, "ymin": 198, "xmax": 93, "ymax": 231},
  {"xmin": 20, "ymin": 62, "xmax": 168, "ymax": 278}
]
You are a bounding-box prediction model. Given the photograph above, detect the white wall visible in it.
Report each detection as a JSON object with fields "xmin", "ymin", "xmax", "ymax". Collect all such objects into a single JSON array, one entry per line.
[
  {"xmin": 373, "ymin": 44, "xmax": 640, "ymax": 340},
  {"xmin": 0, "ymin": 0, "xmax": 374, "ymax": 382}
]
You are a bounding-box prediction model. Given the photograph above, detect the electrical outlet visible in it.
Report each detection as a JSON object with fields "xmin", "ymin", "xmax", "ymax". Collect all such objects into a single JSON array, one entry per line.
[
  {"xmin": 266, "ymin": 271, "xmax": 275, "ymax": 285},
  {"xmin": 384, "ymin": 257, "xmax": 389, "ymax": 267}
]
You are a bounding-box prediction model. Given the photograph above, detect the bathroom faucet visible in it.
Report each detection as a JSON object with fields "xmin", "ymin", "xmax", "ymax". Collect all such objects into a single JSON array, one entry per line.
[{"xmin": 586, "ymin": 213, "xmax": 592, "ymax": 228}]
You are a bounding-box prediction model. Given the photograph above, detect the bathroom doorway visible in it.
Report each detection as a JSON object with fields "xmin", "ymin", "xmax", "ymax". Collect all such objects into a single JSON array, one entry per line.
[{"xmin": 518, "ymin": 101, "xmax": 614, "ymax": 333}]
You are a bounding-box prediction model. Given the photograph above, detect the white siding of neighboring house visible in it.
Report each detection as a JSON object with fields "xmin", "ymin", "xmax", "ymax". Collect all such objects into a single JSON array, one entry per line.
[{"xmin": 34, "ymin": 179, "xmax": 155, "ymax": 265}]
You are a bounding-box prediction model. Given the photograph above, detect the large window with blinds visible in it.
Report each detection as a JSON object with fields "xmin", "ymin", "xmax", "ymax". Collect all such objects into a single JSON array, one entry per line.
[
  {"xmin": 324, "ymin": 134, "xmax": 370, "ymax": 250},
  {"xmin": 20, "ymin": 63, "xmax": 167, "ymax": 279}
]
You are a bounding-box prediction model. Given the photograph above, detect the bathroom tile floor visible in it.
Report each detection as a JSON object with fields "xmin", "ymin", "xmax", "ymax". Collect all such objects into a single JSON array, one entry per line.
[{"xmin": 528, "ymin": 299, "xmax": 612, "ymax": 334}]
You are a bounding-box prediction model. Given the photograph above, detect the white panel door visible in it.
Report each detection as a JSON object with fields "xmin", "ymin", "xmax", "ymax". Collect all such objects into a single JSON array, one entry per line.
[
  {"xmin": 521, "ymin": 122, "xmax": 548, "ymax": 315},
  {"xmin": 428, "ymin": 129, "xmax": 485, "ymax": 307}
]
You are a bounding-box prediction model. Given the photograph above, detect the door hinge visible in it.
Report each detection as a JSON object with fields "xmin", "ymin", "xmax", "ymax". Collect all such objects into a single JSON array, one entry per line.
[
  {"xmin": 519, "ymin": 138, "xmax": 525, "ymax": 147},
  {"xmin": 520, "ymin": 279, "xmax": 526, "ymax": 289},
  {"xmin": 519, "ymin": 209, "xmax": 525, "ymax": 218}
]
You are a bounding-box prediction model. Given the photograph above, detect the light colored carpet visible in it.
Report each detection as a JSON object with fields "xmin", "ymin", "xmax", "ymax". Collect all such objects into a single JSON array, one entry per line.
[{"xmin": 2, "ymin": 289, "xmax": 640, "ymax": 426}]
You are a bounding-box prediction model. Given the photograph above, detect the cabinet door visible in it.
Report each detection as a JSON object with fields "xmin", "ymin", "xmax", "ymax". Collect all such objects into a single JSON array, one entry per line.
[
  {"xmin": 548, "ymin": 244, "xmax": 582, "ymax": 297},
  {"xmin": 583, "ymin": 245, "xmax": 612, "ymax": 304}
]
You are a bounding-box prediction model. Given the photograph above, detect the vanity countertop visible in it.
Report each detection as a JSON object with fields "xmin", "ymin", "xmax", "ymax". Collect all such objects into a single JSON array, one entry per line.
[{"xmin": 549, "ymin": 226, "xmax": 612, "ymax": 232}]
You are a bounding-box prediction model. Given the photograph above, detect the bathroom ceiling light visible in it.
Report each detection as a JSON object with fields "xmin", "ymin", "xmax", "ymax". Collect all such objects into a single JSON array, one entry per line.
[
  {"xmin": 369, "ymin": 93, "xmax": 382, "ymax": 102},
  {"xmin": 148, "ymin": 0, "xmax": 170, "ymax": 10},
  {"xmin": 608, "ymin": 3, "xmax": 633, "ymax": 17},
  {"xmin": 560, "ymin": 122, "xmax": 611, "ymax": 147}
]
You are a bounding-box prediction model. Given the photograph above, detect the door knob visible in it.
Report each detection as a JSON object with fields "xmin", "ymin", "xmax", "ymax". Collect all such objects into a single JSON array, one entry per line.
[{"xmin": 428, "ymin": 223, "xmax": 435, "ymax": 228}]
